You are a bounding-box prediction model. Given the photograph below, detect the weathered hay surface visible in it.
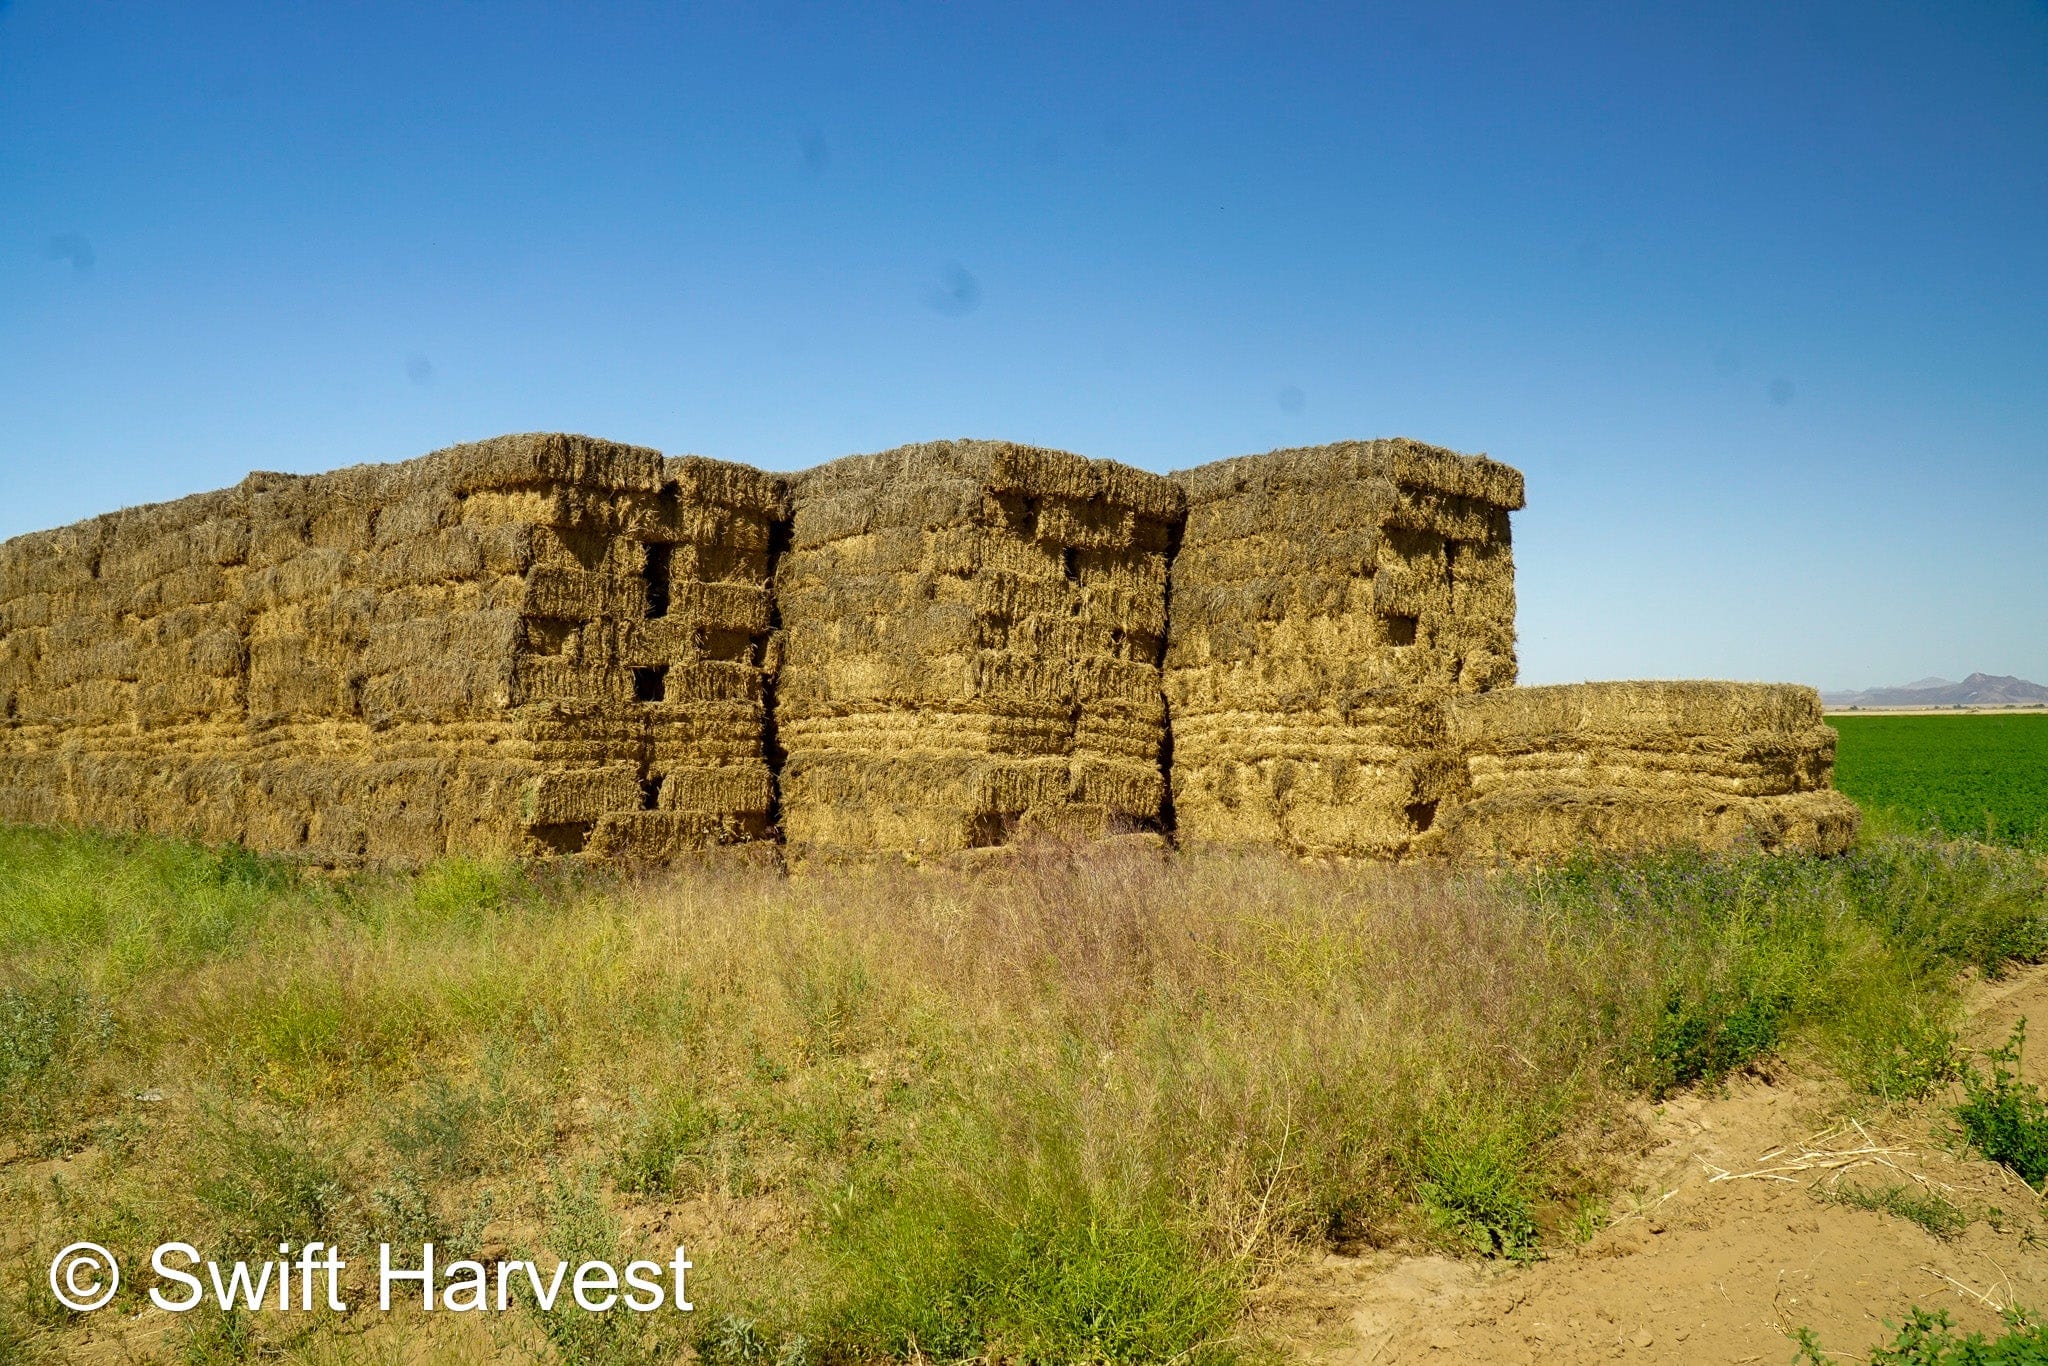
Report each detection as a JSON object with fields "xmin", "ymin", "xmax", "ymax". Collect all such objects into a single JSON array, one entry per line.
[
  {"xmin": 776, "ymin": 439, "xmax": 1182, "ymax": 856},
  {"xmin": 1432, "ymin": 681, "xmax": 1861, "ymax": 859},
  {"xmin": 0, "ymin": 434, "xmax": 785, "ymax": 865},
  {"xmin": 1166, "ymin": 439, "xmax": 1524, "ymax": 857},
  {"xmin": 2, "ymin": 429, "xmax": 1865, "ymax": 867}
]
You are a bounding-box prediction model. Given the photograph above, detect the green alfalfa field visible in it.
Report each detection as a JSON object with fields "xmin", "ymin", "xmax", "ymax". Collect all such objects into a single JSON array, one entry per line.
[{"xmin": 1828, "ymin": 713, "xmax": 2048, "ymax": 851}]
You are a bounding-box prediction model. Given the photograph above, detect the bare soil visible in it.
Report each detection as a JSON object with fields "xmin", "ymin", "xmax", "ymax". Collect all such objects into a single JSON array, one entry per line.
[{"xmin": 1263, "ymin": 963, "xmax": 2048, "ymax": 1364}]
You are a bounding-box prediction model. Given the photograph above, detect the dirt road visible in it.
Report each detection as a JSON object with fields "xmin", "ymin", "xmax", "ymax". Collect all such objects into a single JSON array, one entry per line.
[{"xmin": 1270, "ymin": 964, "xmax": 2048, "ymax": 1364}]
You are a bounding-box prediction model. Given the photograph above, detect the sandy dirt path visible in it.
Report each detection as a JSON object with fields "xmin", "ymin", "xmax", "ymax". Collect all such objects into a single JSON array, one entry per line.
[{"xmin": 1266, "ymin": 963, "xmax": 2048, "ymax": 1364}]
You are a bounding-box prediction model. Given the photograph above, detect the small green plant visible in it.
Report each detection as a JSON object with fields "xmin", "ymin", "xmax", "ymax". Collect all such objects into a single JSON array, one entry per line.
[
  {"xmin": 1416, "ymin": 1126, "xmax": 1541, "ymax": 1260},
  {"xmin": 1955, "ymin": 1020, "xmax": 2048, "ymax": 1191},
  {"xmin": 0, "ymin": 982, "xmax": 115, "ymax": 1151},
  {"xmin": 368, "ymin": 1168, "xmax": 444, "ymax": 1248},
  {"xmin": 366, "ymin": 1167, "xmax": 494, "ymax": 1259},
  {"xmin": 383, "ymin": 1074, "xmax": 495, "ymax": 1178},
  {"xmin": 612, "ymin": 1088, "xmax": 716, "ymax": 1196},
  {"xmin": 1648, "ymin": 980, "xmax": 1791, "ymax": 1095},
  {"xmin": 0, "ymin": 1295, "xmax": 49, "ymax": 1366},
  {"xmin": 1796, "ymin": 1306, "xmax": 2048, "ymax": 1363},
  {"xmin": 178, "ymin": 1304, "xmax": 257, "ymax": 1364},
  {"xmin": 785, "ymin": 956, "xmax": 872, "ymax": 1061},
  {"xmin": 701, "ymin": 1314, "xmax": 812, "ymax": 1365},
  {"xmin": 1853, "ymin": 1008, "xmax": 1962, "ymax": 1101},
  {"xmin": 1815, "ymin": 1181, "xmax": 1971, "ymax": 1240},
  {"xmin": 1566, "ymin": 1195, "xmax": 1608, "ymax": 1244}
]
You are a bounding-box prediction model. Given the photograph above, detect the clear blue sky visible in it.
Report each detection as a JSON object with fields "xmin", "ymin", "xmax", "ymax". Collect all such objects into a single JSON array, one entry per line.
[{"xmin": 3, "ymin": 2, "xmax": 2043, "ymax": 690}]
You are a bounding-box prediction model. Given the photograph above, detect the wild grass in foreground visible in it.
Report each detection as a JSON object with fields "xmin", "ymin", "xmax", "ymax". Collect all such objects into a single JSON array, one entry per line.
[
  {"xmin": 1955, "ymin": 1021, "xmax": 2048, "ymax": 1191},
  {"xmin": 0, "ymin": 826, "xmax": 2044, "ymax": 1363}
]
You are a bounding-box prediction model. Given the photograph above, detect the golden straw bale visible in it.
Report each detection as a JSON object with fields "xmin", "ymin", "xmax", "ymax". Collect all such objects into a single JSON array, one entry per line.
[
  {"xmin": 1452, "ymin": 679, "xmax": 1832, "ymax": 753},
  {"xmin": 0, "ymin": 757, "xmax": 63, "ymax": 826},
  {"xmin": 587, "ymin": 809, "xmax": 770, "ymax": 860},
  {"xmin": 135, "ymin": 674, "xmax": 245, "ymax": 727},
  {"xmin": 1166, "ymin": 439, "xmax": 1524, "ymax": 858},
  {"xmin": 444, "ymin": 432, "xmax": 667, "ymax": 496},
  {"xmin": 521, "ymin": 566, "xmax": 649, "ymax": 621},
  {"xmin": 661, "ymin": 455, "xmax": 791, "ymax": 519},
  {"xmin": 521, "ymin": 766, "xmax": 642, "ymax": 825},
  {"xmin": 653, "ymin": 764, "xmax": 775, "ymax": 816},
  {"xmin": 1427, "ymin": 788, "xmax": 1860, "ymax": 861},
  {"xmin": 777, "ymin": 440, "xmax": 1180, "ymax": 855},
  {"xmin": 778, "ymin": 754, "xmax": 1063, "ymax": 855},
  {"xmin": 1432, "ymin": 682, "xmax": 1860, "ymax": 859}
]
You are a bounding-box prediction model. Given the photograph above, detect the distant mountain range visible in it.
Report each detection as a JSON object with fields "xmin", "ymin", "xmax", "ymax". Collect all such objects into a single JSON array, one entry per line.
[{"xmin": 1821, "ymin": 673, "xmax": 2048, "ymax": 710}]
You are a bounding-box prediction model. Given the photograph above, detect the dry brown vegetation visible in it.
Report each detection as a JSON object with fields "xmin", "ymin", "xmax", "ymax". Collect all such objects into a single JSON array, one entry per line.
[{"xmin": 2, "ymin": 825, "xmax": 2042, "ymax": 1362}]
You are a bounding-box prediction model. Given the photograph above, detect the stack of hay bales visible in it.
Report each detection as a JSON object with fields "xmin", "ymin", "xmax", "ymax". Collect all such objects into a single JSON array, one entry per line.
[
  {"xmin": 1433, "ymin": 681, "xmax": 1860, "ymax": 858},
  {"xmin": 237, "ymin": 452, "xmax": 520, "ymax": 864},
  {"xmin": 774, "ymin": 439, "xmax": 1182, "ymax": 856},
  {"xmin": 1165, "ymin": 439, "xmax": 1525, "ymax": 857},
  {"xmin": 0, "ymin": 433, "xmax": 786, "ymax": 865},
  {"xmin": 0, "ymin": 486, "xmax": 255, "ymax": 846},
  {"xmin": 482, "ymin": 442, "xmax": 788, "ymax": 861},
  {"xmin": 2, "ymin": 427, "xmax": 1872, "ymax": 870}
]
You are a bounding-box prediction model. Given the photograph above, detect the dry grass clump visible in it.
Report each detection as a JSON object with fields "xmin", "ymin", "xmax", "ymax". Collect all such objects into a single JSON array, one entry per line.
[
  {"xmin": 1165, "ymin": 439, "xmax": 1524, "ymax": 858},
  {"xmin": 3, "ymin": 825, "xmax": 2042, "ymax": 1362},
  {"xmin": 1438, "ymin": 681, "xmax": 1862, "ymax": 860},
  {"xmin": 774, "ymin": 439, "xmax": 1183, "ymax": 856}
]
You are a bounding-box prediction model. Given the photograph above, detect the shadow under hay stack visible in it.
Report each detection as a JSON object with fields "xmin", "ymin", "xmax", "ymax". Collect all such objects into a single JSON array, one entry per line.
[{"xmin": 0, "ymin": 431, "xmax": 1860, "ymax": 865}]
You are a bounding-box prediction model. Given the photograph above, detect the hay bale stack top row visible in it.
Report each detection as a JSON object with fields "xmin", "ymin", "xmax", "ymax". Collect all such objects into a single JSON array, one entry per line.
[{"xmin": 0, "ymin": 431, "xmax": 1860, "ymax": 864}]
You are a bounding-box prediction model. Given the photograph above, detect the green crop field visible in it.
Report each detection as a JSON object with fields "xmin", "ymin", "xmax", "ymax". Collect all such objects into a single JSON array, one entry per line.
[{"xmin": 1827, "ymin": 713, "xmax": 2048, "ymax": 849}]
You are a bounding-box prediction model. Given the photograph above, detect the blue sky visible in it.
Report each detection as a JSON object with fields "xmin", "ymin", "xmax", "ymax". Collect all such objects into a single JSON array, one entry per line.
[{"xmin": 3, "ymin": 1, "xmax": 2043, "ymax": 689}]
